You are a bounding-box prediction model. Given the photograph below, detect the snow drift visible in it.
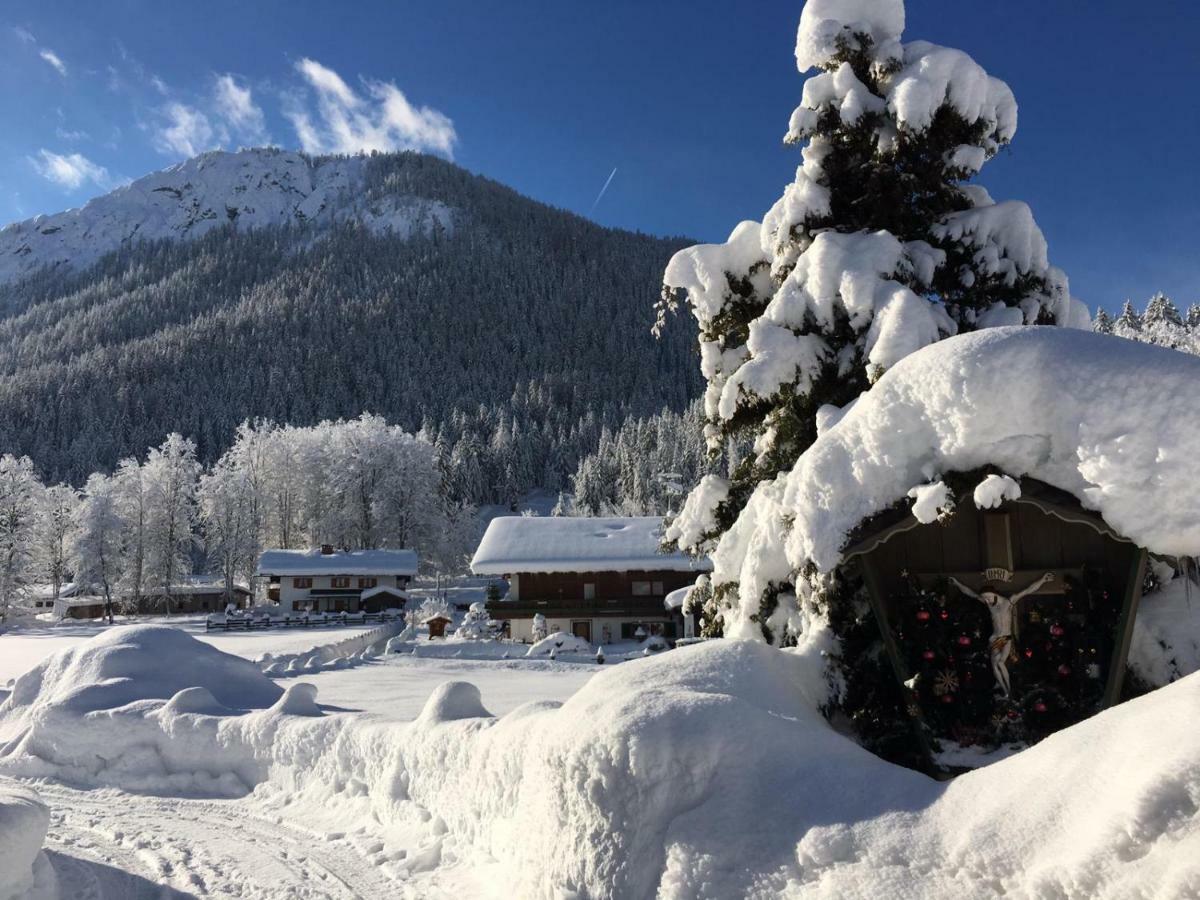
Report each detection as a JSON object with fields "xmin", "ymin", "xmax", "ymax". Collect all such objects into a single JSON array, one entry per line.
[
  {"xmin": 1, "ymin": 627, "xmax": 1198, "ymax": 897},
  {"xmin": 0, "ymin": 781, "xmax": 51, "ymax": 900},
  {"xmin": 686, "ymin": 327, "xmax": 1200, "ymax": 637}
]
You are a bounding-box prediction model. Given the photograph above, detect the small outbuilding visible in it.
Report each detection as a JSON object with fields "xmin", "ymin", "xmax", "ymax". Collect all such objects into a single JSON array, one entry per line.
[{"xmin": 423, "ymin": 614, "xmax": 452, "ymax": 639}]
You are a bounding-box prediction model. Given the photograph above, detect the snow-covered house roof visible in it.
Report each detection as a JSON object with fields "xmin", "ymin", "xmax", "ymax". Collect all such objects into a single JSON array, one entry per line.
[
  {"xmin": 664, "ymin": 586, "xmax": 693, "ymax": 611},
  {"xmin": 699, "ymin": 327, "xmax": 1200, "ymax": 635},
  {"xmin": 256, "ymin": 548, "xmax": 419, "ymax": 577},
  {"xmin": 471, "ymin": 516, "xmax": 711, "ymax": 576},
  {"xmin": 359, "ymin": 585, "xmax": 410, "ymax": 602}
]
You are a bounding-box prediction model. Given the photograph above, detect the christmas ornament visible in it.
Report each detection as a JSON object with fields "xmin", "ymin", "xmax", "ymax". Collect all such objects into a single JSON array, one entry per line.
[
  {"xmin": 922, "ymin": 649, "xmax": 935, "ymax": 661},
  {"xmin": 956, "ymin": 634, "xmax": 971, "ymax": 646},
  {"xmin": 933, "ymin": 670, "xmax": 959, "ymax": 696},
  {"xmin": 916, "ymin": 609, "xmax": 931, "ymax": 622},
  {"xmin": 1049, "ymin": 623, "xmax": 1065, "ymax": 637}
]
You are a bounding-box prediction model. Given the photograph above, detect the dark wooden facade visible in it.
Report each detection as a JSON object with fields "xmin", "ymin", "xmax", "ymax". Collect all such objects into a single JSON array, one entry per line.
[{"xmin": 505, "ymin": 569, "xmax": 698, "ymax": 612}]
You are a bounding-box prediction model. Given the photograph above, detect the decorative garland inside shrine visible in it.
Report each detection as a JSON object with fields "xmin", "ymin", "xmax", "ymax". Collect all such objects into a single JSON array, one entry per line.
[{"xmin": 895, "ymin": 569, "xmax": 1116, "ymax": 748}]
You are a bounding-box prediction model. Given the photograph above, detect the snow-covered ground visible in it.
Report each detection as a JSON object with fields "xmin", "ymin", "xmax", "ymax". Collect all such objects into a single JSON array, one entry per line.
[
  {"xmin": 2, "ymin": 624, "xmax": 1198, "ymax": 898},
  {"xmin": 0, "ymin": 618, "xmax": 383, "ymax": 686}
]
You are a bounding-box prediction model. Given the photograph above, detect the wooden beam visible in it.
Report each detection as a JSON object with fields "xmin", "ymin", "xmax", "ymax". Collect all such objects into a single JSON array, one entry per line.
[
  {"xmin": 1102, "ymin": 547, "xmax": 1147, "ymax": 708},
  {"xmin": 858, "ymin": 555, "xmax": 940, "ymax": 776}
]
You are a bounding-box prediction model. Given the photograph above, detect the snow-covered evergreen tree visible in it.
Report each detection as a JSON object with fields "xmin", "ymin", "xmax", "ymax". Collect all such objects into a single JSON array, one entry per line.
[
  {"xmin": 454, "ymin": 601, "xmax": 494, "ymax": 640},
  {"xmin": 1112, "ymin": 300, "xmax": 1143, "ymax": 339},
  {"xmin": 1092, "ymin": 308, "xmax": 1113, "ymax": 335},
  {"xmin": 69, "ymin": 473, "xmax": 124, "ymax": 622},
  {"xmin": 0, "ymin": 455, "xmax": 42, "ymax": 621},
  {"xmin": 1141, "ymin": 292, "xmax": 1187, "ymax": 350},
  {"xmin": 660, "ymin": 0, "xmax": 1084, "ymax": 639}
]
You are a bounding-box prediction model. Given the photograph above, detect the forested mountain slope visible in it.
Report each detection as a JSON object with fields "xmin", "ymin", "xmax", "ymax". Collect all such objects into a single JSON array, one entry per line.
[{"xmin": 0, "ymin": 150, "xmax": 700, "ymax": 496}]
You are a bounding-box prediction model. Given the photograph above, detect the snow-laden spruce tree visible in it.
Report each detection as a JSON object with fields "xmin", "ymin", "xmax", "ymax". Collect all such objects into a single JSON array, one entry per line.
[
  {"xmin": 659, "ymin": 0, "xmax": 1087, "ymax": 640},
  {"xmin": 454, "ymin": 601, "xmax": 495, "ymax": 640}
]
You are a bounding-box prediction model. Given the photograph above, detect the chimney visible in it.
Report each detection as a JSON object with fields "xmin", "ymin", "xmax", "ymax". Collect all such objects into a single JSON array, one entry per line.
[{"xmin": 320, "ymin": 544, "xmax": 335, "ymax": 555}]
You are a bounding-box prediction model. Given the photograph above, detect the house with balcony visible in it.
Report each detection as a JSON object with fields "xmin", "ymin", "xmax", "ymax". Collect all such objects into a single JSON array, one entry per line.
[
  {"xmin": 256, "ymin": 546, "xmax": 418, "ymax": 613},
  {"xmin": 471, "ymin": 516, "xmax": 710, "ymax": 644}
]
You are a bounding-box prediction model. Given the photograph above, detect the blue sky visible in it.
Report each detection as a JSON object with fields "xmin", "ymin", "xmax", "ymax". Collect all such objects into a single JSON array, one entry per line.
[{"xmin": 2, "ymin": 1, "xmax": 1198, "ymax": 314}]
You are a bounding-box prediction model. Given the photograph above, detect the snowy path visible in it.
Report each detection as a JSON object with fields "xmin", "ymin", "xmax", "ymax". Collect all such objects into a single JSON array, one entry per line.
[{"xmin": 37, "ymin": 783, "xmax": 415, "ymax": 899}]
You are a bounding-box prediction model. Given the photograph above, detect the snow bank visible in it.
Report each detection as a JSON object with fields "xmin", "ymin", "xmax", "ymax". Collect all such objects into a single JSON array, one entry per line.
[
  {"xmin": 1, "ymin": 629, "xmax": 1199, "ymax": 896},
  {"xmin": 2, "ymin": 625, "xmax": 282, "ymax": 717},
  {"xmin": 694, "ymin": 328, "xmax": 1200, "ymax": 635},
  {"xmin": 259, "ymin": 620, "xmax": 405, "ymax": 676},
  {"xmin": 0, "ymin": 781, "xmax": 51, "ymax": 900}
]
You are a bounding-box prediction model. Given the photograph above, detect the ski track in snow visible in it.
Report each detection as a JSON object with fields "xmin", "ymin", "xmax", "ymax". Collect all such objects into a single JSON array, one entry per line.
[{"xmin": 36, "ymin": 783, "xmax": 430, "ymax": 899}]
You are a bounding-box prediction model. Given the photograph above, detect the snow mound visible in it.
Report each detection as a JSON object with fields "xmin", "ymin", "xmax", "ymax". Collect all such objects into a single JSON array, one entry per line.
[
  {"xmin": 699, "ymin": 328, "xmax": 1200, "ymax": 634},
  {"xmin": 397, "ymin": 639, "xmax": 1200, "ymax": 897},
  {"xmin": 525, "ymin": 633, "xmax": 592, "ymax": 657},
  {"xmin": 418, "ymin": 682, "xmax": 493, "ymax": 724},
  {"xmin": 0, "ymin": 781, "xmax": 50, "ymax": 900},
  {"xmin": 270, "ymin": 683, "xmax": 323, "ymax": 717},
  {"xmin": 1, "ymin": 625, "xmax": 282, "ymax": 717}
]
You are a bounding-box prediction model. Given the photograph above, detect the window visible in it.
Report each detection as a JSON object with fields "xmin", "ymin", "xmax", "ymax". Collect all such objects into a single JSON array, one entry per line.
[
  {"xmin": 331, "ymin": 577, "xmax": 350, "ymax": 589},
  {"xmin": 292, "ymin": 601, "xmax": 301, "ymax": 611},
  {"xmin": 652, "ymin": 581, "xmax": 664, "ymax": 596},
  {"xmin": 631, "ymin": 581, "xmax": 651, "ymax": 596},
  {"xmin": 583, "ymin": 582, "xmax": 596, "ymax": 600},
  {"xmin": 294, "ymin": 577, "xmax": 313, "ymax": 589},
  {"xmin": 358, "ymin": 577, "xmax": 377, "ymax": 589}
]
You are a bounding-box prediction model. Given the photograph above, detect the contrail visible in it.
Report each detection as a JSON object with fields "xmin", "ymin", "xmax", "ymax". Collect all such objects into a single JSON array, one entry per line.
[{"xmin": 590, "ymin": 167, "xmax": 618, "ymax": 213}]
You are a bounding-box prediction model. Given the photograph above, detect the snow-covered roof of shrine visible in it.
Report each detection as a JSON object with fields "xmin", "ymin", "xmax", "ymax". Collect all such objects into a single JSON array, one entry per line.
[
  {"xmin": 702, "ymin": 327, "xmax": 1200, "ymax": 629},
  {"xmin": 471, "ymin": 516, "xmax": 711, "ymax": 576},
  {"xmin": 256, "ymin": 548, "xmax": 418, "ymax": 577}
]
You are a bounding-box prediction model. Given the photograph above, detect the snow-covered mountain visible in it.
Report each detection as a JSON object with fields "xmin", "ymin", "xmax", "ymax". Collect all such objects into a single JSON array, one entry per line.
[
  {"xmin": 0, "ymin": 149, "xmax": 452, "ymax": 285},
  {"xmin": 0, "ymin": 149, "xmax": 697, "ymax": 492}
]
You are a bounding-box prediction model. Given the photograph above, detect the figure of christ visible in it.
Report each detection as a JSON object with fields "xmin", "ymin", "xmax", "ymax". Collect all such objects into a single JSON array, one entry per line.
[{"xmin": 947, "ymin": 572, "xmax": 1055, "ymax": 697}]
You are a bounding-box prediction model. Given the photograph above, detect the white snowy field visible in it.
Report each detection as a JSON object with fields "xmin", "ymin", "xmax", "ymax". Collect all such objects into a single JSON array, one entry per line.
[{"xmin": 302, "ymin": 654, "xmax": 598, "ymax": 720}]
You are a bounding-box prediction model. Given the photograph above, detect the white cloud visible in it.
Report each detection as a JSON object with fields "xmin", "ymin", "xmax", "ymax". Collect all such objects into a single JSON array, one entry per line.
[
  {"xmin": 31, "ymin": 150, "xmax": 110, "ymax": 190},
  {"xmin": 13, "ymin": 26, "xmax": 36, "ymax": 44},
  {"xmin": 39, "ymin": 48, "xmax": 67, "ymax": 76},
  {"xmin": 214, "ymin": 74, "xmax": 268, "ymax": 145},
  {"xmin": 154, "ymin": 102, "xmax": 214, "ymax": 158},
  {"xmin": 285, "ymin": 58, "xmax": 456, "ymax": 158}
]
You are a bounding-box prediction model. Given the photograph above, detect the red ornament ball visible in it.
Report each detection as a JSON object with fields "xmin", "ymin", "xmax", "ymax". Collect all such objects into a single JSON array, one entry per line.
[
  {"xmin": 956, "ymin": 635, "xmax": 972, "ymax": 646},
  {"xmin": 1050, "ymin": 624, "xmax": 1065, "ymax": 637},
  {"xmin": 1057, "ymin": 664, "xmax": 1072, "ymax": 676},
  {"xmin": 940, "ymin": 694, "xmax": 955, "ymax": 704},
  {"xmin": 916, "ymin": 609, "xmax": 931, "ymax": 621},
  {"xmin": 922, "ymin": 650, "xmax": 936, "ymax": 661},
  {"xmin": 1033, "ymin": 701, "xmax": 1048, "ymax": 713},
  {"xmin": 1007, "ymin": 709, "xmax": 1020, "ymax": 720},
  {"xmin": 939, "ymin": 609, "xmax": 950, "ymax": 620},
  {"xmin": 1024, "ymin": 648, "xmax": 1034, "ymax": 659}
]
